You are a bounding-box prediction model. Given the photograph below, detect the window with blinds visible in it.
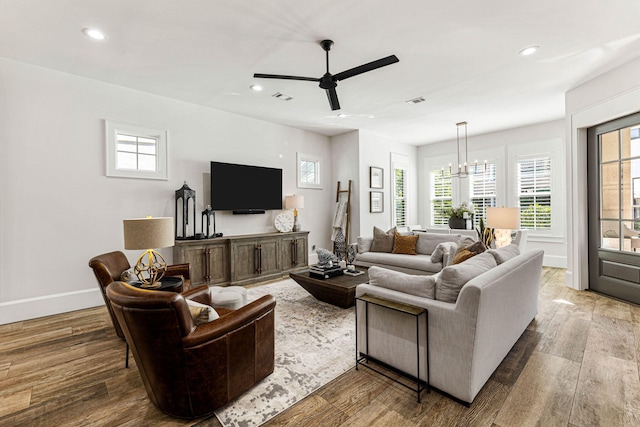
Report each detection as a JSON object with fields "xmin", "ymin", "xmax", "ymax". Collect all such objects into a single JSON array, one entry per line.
[
  {"xmin": 393, "ymin": 167, "xmax": 408, "ymax": 227},
  {"xmin": 469, "ymin": 163, "xmax": 497, "ymax": 228},
  {"xmin": 518, "ymin": 157, "xmax": 551, "ymax": 229},
  {"xmin": 116, "ymin": 133, "xmax": 158, "ymax": 171},
  {"xmin": 431, "ymin": 168, "xmax": 452, "ymax": 226}
]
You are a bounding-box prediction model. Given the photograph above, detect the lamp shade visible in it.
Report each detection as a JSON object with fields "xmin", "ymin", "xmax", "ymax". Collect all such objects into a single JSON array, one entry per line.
[
  {"xmin": 123, "ymin": 217, "xmax": 174, "ymax": 250},
  {"xmin": 284, "ymin": 195, "xmax": 304, "ymax": 210},
  {"xmin": 486, "ymin": 207, "xmax": 520, "ymax": 229}
]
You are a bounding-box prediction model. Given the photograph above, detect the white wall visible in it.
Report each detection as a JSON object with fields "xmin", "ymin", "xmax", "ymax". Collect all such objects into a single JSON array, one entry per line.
[
  {"xmin": 0, "ymin": 58, "xmax": 333, "ymax": 324},
  {"xmin": 417, "ymin": 120, "xmax": 567, "ymax": 267},
  {"xmin": 331, "ymin": 131, "xmax": 360, "ymax": 246},
  {"xmin": 357, "ymin": 130, "xmax": 418, "ymax": 237},
  {"xmin": 566, "ymin": 57, "xmax": 640, "ymax": 290}
]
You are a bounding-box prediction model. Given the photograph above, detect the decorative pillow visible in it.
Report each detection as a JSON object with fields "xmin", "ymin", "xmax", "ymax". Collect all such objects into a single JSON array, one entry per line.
[
  {"xmin": 430, "ymin": 242, "xmax": 457, "ymax": 263},
  {"xmin": 370, "ymin": 226, "xmax": 396, "ymax": 253},
  {"xmin": 414, "ymin": 232, "xmax": 461, "ymax": 255},
  {"xmin": 488, "ymin": 244, "xmax": 520, "ymax": 264},
  {"xmin": 392, "ymin": 231, "xmax": 418, "ymax": 255},
  {"xmin": 120, "ymin": 268, "xmax": 136, "ymax": 282},
  {"xmin": 368, "ymin": 266, "xmax": 436, "ymax": 299},
  {"xmin": 357, "ymin": 236, "xmax": 373, "ymax": 254},
  {"xmin": 452, "ymin": 241, "xmax": 487, "ymax": 265},
  {"xmin": 435, "ymin": 252, "xmax": 497, "ymax": 303},
  {"xmin": 186, "ymin": 299, "xmax": 219, "ymax": 325}
]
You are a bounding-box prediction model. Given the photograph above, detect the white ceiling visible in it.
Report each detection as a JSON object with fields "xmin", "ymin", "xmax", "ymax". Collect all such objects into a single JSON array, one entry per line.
[{"xmin": 2, "ymin": 0, "xmax": 640, "ymax": 144}]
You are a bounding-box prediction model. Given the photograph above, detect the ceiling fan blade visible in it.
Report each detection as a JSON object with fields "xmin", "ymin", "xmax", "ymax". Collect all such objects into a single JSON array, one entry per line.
[
  {"xmin": 326, "ymin": 88, "xmax": 341, "ymax": 111},
  {"xmin": 333, "ymin": 55, "xmax": 399, "ymax": 81},
  {"xmin": 253, "ymin": 73, "xmax": 319, "ymax": 82}
]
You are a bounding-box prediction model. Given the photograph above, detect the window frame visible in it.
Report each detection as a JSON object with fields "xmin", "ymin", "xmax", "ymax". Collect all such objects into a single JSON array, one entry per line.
[
  {"xmin": 391, "ymin": 153, "xmax": 410, "ymax": 228},
  {"xmin": 469, "ymin": 162, "xmax": 497, "ymax": 228},
  {"xmin": 106, "ymin": 121, "xmax": 168, "ymax": 180},
  {"xmin": 296, "ymin": 152, "xmax": 322, "ymax": 189},
  {"xmin": 430, "ymin": 166, "xmax": 453, "ymax": 227}
]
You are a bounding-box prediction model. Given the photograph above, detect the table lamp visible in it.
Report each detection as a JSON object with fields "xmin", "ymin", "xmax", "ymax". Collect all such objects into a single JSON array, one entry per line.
[
  {"xmin": 123, "ymin": 216, "xmax": 175, "ymax": 288},
  {"xmin": 486, "ymin": 207, "xmax": 520, "ymax": 248},
  {"xmin": 285, "ymin": 195, "xmax": 305, "ymax": 232}
]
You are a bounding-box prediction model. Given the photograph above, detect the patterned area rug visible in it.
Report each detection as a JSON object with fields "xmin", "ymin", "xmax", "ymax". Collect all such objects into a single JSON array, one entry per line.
[{"xmin": 211, "ymin": 278, "xmax": 355, "ymax": 427}]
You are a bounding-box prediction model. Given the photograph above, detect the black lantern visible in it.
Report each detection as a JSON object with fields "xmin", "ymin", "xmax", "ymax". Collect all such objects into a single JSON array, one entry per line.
[
  {"xmin": 201, "ymin": 205, "xmax": 216, "ymax": 239},
  {"xmin": 175, "ymin": 182, "xmax": 196, "ymax": 240}
]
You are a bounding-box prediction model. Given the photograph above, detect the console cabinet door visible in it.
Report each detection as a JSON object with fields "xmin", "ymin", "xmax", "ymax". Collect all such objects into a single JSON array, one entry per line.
[
  {"xmin": 281, "ymin": 235, "xmax": 308, "ymax": 269},
  {"xmin": 174, "ymin": 241, "xmax": 229, "ymax": 286},
  {"xmin": 230, "ymin": 237, "xmax": 280, "ymax": 282}
]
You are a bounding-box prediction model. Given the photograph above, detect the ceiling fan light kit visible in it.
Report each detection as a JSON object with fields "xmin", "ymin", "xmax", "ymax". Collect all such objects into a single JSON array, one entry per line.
[{"xmin": 254, "ymin": 39, "xmax": 399, "ymax": 111}]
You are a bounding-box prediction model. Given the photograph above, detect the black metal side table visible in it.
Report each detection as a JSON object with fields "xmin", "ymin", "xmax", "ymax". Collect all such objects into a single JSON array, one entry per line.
[
  {"xmin": 129, "ymin": 276, "xmax": 183, "ymax": 293},
  {"xmin": 355, "ymin": 294, "xmax": 429, "ymax": 402}
]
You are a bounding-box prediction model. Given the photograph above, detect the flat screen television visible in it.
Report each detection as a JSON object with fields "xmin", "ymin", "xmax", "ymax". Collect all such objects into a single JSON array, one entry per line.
[{"xmin": 210, "ymin": 161, "xmax": 282, "ymax": 213}]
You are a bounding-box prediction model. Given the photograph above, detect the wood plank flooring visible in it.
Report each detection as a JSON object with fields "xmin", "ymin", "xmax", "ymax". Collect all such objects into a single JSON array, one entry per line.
[{"xmin": 1, "ymin": 268, "xmax": 640, "ymax": 426}]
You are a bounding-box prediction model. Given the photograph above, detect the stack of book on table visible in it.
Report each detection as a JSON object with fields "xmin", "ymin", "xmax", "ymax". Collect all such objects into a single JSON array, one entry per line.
[{"xmin": 309, "ymin": 264, "xmax": 344, "ymax": 279}]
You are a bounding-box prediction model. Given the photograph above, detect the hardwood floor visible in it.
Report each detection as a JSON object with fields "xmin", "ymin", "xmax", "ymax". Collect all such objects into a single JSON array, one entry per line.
[{"xmin": 1, "ymin": 268, "xmax": 639, "ymax": 426}]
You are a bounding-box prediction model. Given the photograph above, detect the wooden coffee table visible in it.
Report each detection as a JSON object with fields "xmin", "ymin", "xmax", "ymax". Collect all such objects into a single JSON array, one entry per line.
[{"xmin": 289, "ymin": 267, "xmax": 369, "ymax": 308}]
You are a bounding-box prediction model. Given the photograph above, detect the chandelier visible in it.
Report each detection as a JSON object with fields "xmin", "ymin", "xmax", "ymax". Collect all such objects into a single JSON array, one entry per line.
[{"xmin": 448, "ymin": 121, "xmax": 486, "ymax": 178}]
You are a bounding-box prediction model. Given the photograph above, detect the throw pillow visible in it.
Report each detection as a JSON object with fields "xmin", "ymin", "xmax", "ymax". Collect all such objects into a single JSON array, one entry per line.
[
  {"xmin": 435, "ymin": 252, "xmax": 497, "ymax": 303},
  {"xmin": 357, "ymin": 236, "xmax": 373, "ymax": 254},
  {"xmin": 370, "ymin": 226, "xmax": 396, "ymax": 253},
  {"xmin": 186, "ymin": 299, "xmax": 219, "ymax": 325},
  {"xmin": 120, "ymin": 268, "xmax": 136, "ymax": 282},
  {"xmin": 368, "ymin": 265, "xmax": 436, "ymax": 299},
  {"xmin": 488, "ymin": 244, "xmax": 520, "ymax": 264},
  {"xmin": 452, "ymin": 240, "xmax": 487, "ymax": 265},
  {"xmin": 430, "ymin": 241, "xmax": 457, "ymax": 263},
  {"xmin": 414, "ymin": 232, "xmax": 461, "ymax": 255},
  {"xmin": 392, "ymin": 231, "xmax": 418, "ymax": 255}
]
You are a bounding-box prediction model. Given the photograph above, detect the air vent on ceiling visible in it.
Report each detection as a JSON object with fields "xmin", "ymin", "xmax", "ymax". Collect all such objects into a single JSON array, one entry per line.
[
  {"xmin": 405, "ymin": 96, "xmax": 425, "ymax": 104},
  {"xmin": 272, "ymin": 92, "xmax": 293, "ymax": 101}
]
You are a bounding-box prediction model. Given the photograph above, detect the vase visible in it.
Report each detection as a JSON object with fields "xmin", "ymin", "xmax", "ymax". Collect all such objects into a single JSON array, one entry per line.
[{"xmin": 448, "ymin": 217, "xmax": 467, "ymax": 229}]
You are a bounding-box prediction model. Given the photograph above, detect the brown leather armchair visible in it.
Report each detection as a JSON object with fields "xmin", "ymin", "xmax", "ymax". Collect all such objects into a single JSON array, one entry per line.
[
  {"xmin": 106, "ymin": 281, "xmax": 276, "ymax": 418},
  {"xmin": 88, "ymin": 251, "xmax": 191, "ymax": 339}
]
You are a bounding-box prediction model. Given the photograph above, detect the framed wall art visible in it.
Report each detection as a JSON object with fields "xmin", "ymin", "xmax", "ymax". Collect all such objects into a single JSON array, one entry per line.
[
  {"xmin": 370, "ymin": 191, "xmax": 383, "ymax": 213},
  {"xmin": 370, "ymin": 167, "xmax": 383, "ymax": 189}
]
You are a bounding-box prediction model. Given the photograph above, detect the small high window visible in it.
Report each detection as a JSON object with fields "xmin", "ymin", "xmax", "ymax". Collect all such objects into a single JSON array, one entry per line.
[
  {"xmin": 106, "ymin": 121, "xmax": 168, "ymax": 180},
  {"xmin": 297, "ymin": 153, "xmax": 322, "ymax": 189}
]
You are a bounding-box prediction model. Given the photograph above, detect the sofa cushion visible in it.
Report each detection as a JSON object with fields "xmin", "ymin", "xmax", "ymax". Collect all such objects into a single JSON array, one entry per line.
[
  {"xmin": 414, "ymin": 232, "xmax": 461, "ymax": 255},
  {"xmin": 452, "ymin": 241, "xmax": 486, "ymax": 265},
  {"xmin": 392, "ymin": 231, "xmax": 418, "ymax": 255},
  {"xmin": 431, "ymin": 241, "xmax": 458, "ymax": 263},
  {"xmin": 356, "ymin": 252, "xmax": 442, "ymax": 273},
  {"xmin": 357, "ymin": 236, "xmax": 373, "ymax": 254},
  {"xmin": 436, "ymin": 252, "xmax": 497, "ymax": 303},
  {"xmin": 368, "ymin": 266, "xmax": 436, "ymax": 299},
  {"xmin": 371, "ymin": 226, "xmax": 396, "ymax": 253},
  {"xmin": 186, "ymin": 299, "xmax": 219, "ymax": 325},
  {"xmin": 488, "ymin": 244, "xmax": 520, "ymax": 264}
]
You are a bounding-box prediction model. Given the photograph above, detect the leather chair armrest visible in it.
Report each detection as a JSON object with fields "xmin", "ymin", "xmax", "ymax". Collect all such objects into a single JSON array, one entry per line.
[
  {"xmin": 182, "ymin": 285, "xmax": 212, "ymax": 305},
  {"xmin": 166, "ymin": 263, "xmax": 191, "ymax": 280},
  {"xmin": 182, "ymin": 295, "xmax": 276, "ymax": 348}
]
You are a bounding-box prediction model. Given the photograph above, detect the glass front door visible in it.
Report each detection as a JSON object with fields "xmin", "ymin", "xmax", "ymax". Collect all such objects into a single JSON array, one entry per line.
[{"xmin": 588, "ymin": 112, "xmax": 640, "ymax": 304}]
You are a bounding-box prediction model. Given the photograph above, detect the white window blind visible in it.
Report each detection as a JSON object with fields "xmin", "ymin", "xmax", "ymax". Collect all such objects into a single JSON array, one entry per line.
[
  {"xmin": 518, "ymin": 157, "xmax": 551, "ymax": 229},
  {"xmin": 469, "ymin": 163, "xmax": 497, "ymax": 228},
  {"xmin": 393, "ymin": 166, "xmax": 408, "ymax": 227},
  {"xmin": 431, "ymin": 167, "xmax": 452, "ymax": 226}
]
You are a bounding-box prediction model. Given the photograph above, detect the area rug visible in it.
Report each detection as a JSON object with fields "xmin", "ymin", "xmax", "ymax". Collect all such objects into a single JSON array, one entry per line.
[{"xmin": 210, "ymin": 278, "xmax": 355, "ymax": 427}]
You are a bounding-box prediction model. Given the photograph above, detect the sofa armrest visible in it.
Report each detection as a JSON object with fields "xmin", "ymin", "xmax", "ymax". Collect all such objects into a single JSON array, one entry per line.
[
  {"xmin": 182, "ymin": 295, "xmax": 276, "ymax": 347},
  {"xmin": 166, "ymin": 263, "xmax": 191, "ymax": 280}
]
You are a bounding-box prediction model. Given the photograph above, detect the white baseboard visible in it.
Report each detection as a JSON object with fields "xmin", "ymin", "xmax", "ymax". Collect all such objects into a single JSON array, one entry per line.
[
  {"xmin": 543, "ymin": 254, "xmax": 567, "ymax": 269},
  {"xmin": 0, "ymin": 288, "xmax": 104, "ymax": 325}
]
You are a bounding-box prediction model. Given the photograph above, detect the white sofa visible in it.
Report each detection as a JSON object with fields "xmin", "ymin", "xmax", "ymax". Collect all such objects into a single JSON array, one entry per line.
[
  {"xmin": 354, "ymin": 232, "xmax": 476, "ymax": 275},
  {"xmin": 355, "ymin": 248, "xmax": 544, "ymax": 404}
]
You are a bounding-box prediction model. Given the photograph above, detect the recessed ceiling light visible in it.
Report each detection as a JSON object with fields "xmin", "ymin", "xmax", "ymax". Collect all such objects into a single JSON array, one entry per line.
[
  {"xmin": 82, "ymin": 28, "xmax": 106, "ymax": 40},
  {"xmin": 337, "ymin": 113, "xmax": 347, "ymax": 118},
  {"xmin": 519, "ymin": 46, "xmax": 539, "ymax": 56},
  {"xmin": 250, "ymin": 84, "xmax": 263, "ymax": 91}
]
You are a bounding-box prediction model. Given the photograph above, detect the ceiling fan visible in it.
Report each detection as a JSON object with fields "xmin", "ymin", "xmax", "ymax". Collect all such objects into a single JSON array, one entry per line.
[{"xmin": 253, "ymin": 40, "xmax": 399, "ymax": 111}]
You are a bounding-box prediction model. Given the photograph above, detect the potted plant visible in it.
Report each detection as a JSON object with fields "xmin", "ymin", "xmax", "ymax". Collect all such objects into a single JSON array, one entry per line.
[{"xmin": 445, "ymin": 202, "xmax": 473, "ymax": 229}]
